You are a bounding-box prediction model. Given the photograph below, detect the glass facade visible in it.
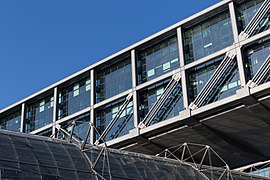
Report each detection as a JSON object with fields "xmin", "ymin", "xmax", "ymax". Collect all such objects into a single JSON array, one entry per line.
[
  {"xmin": 25, "ymin": 95, "xmax": 54, "ymax": 133},
  {"xmin": 137, "ymin": 36, "xmax": 179, "ymax": 84},
  {"xmin": 0, "ymin": 111, "xmax": 21, "ymax": 132},
  {"xmin": 139, "ymin": 79, "xmax": 183, "ymax": 125},
  {"xmin": 245, "ymin": 40, "xmax": 270, "ymax": 82},
  {"xmin": 0, "ymin": 0, "xmax": 270, "ymax": 164},
  {"xmin": 95, "ymin": 99, "xmax": 134, "ymax": 141},
  {"xmin": 58, "ymin": 113, "xmax": 90, "ymax": 143},
  {"xmin": 187, "ymin": 56, "xmax": 241, "ymax": 103},
  {"xmin": 58, "ymin": 77, "xmax": 90, "ymax": 119},
  {"xmin": 184, "ymin": 12, "xmax": 234, "ymax": 64},
  {"xmin": 96, "ymin": 57, "xmax": 132, "ymax": 103},
  {"xmin": 37, "ymin": 128, "xmax": 52, "ymax": 137},
  {"xmin": 237, "ymin": 0, "xmax": 269, "ymax": 34}
]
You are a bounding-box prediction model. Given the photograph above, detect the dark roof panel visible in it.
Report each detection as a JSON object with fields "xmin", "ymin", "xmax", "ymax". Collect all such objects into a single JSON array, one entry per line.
[{"xmin": 0, "ymin": 129, "xmax": 267, "ymax": 180}]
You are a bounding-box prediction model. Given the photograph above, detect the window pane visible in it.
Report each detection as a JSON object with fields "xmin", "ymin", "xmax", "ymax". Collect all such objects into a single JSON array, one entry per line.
[
  {"xmin": 244, "ymin": 40, "xmax": 270, "ymax": 83},
  {"xmin": 138, "ymin": 79, "xmax": 183, "ymax": 125},
  {"xmin": 96, "ymin": 57, "xmax": 132, "ymax": 103},
  {"xmin": 58, "ymin": 77, "xmax": 90, "ymax": 119},
  {"xmin": 137, "ymin": 36, "xmax": 180, "ymax": 84},
  {"xmin": 25, "ymin": 94, "xmax": 54, "ymax": 133},
  {"xmin": 187, "ymin": 56, "xmax": 240, "ymax": 104},
  {"xmin": 95, "ymin": 99, "xmax": 134, "ymax": 142},
  {"xmin": 237, "ymin": 0, "xmax": 267, "ymax": 32},
  {"xmin": 0, "ymin": 111, "xmax": 21, "ymax": 132},
  {"xmin": 184, "ymin": 11, "xmax": 234, "ymax": 64},
  {"xmin": 58, "ymin": 113, "xmax": 90, "ymax": 143}
]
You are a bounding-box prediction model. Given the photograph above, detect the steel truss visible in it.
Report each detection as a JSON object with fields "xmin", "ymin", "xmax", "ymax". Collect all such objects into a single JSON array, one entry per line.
[
  {"xmin": 54, "ymin": 122, "xmax": 81, "ymax": 143},
  {"xmin": 190, "ymin": 0, "xmax": 270, "ymax": 110},
  {"xmin": 85, "ymin": 145, "xmax": 113, "ymax": 180},
  {"xmin": 52, "ymin": 127, "xmax": 270, "ymax": 180},
  {"xmin": 156, "ymin": 143, "xmax": 253, "ymax": 180}
]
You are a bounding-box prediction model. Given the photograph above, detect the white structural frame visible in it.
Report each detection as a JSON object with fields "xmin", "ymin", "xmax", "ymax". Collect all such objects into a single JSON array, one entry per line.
[{"xmin": 0, "ymin": 0, "xmax": 270, "ymax": 152}]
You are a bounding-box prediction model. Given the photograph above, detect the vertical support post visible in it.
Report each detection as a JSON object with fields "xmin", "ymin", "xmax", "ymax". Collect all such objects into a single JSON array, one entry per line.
[
  {"xmin": 229, "ymin": 2, "xmax": 246, "ymax": 87},
  {"xmin": 90, "ymin": 69, "xmax": 95, "ymax": 144},
  {"xmin": 177, "ymin": 27, "xmax": 189, "ymax": 109},
  {"xmin": 236, "ymin": 47, "xmax": 246, "ymax": 87},
  {"xmin": 20, "ymin": 103, "xmax": 25, "ymax": 133},
  {"xmin": 52, "ymin": 87, "xmax": 58, "ymax": 137},
  {"xmin": 229, "ymin": 2, "xmax": 239, "ymax": 43},
  {"xmin": 131, "ymin": 50, "xmax": 139, "ymax": 132}
]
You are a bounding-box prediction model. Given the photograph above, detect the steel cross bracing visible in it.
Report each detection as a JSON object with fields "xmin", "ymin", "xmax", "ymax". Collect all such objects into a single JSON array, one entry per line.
[
  {"xmin": 138, "ymin": 73, "xmax": 181, "ymax": 129},
  {"xmin": 189, "ymin": 51, "xmax": 237, "ymax": 110},
  {"xmin": 94, "ymin": 93, "xmax": 133, "ymax": 146},
  {"xmin": 247, "ymin": 55, "xmax": 270, "ymax": 88},
  {"xmin": 189, "ymin": 0, "xmax": 270, "ymax": 110},
  {"xmin": 110, "ymin": 112, "xmax": 133, "ymax": 139},
  {"xmin": 239, "ymin": 0, "xmax": 270, "ymax": 41}
]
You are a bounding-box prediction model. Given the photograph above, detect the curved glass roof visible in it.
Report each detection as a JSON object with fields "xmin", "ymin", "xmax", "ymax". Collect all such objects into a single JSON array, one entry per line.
[{"xmin": 0, "ymin": 129, "xmax": 267, "ymax": 179}]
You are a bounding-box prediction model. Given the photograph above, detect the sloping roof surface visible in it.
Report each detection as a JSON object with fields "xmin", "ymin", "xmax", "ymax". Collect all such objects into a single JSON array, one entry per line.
[{"xmin": 0, "ymin": 129, "xmax": 267, "ymax": 179}]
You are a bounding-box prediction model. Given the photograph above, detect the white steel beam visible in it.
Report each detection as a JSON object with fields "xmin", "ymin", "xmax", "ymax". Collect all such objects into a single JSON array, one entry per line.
[
  {"xmin": 131, "ymin": 50, "xmax": 139, "ymax": 129},
  {"xmin": 177, "ymin": 27, "xmax": 189, "ymax": 109},
  {"xmin": 90, "ymin": 69, "xmax": 95, "ymax": 144},
  {"xmin": 20, "ymin": 103, "xmax": 25, "ymax": 133},
  {"xmin": 52, "ymin": 87, "xmax": 58, "ymax": 137}
]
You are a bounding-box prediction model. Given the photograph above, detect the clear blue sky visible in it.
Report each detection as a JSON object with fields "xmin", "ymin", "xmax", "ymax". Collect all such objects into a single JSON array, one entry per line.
[{"xmin": 0, "ymin": 0, "xmax": 220, "ymax": 109}]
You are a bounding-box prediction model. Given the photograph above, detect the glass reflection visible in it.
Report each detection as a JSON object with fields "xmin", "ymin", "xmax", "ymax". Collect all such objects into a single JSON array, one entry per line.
[
  {"xmin": 139, "ymin": 79, "xmax": 183, "ymax": 125},
  {"xmin": 184, "ymin": 12, "xmax": 234, "ymax": 64},
  {"xmin": 58, "ymin": 77, "xmax": 90, "ymax": 119},
  {"xmin": 96, "ymin": 57, "xmax": 132, "ymax": 103},
  {"xmin": 137, "ymin": 36, "xmax": 179, "ymax": 84},
  {"xmin": 0, "ymin": 111, "xmax": 21, "ymax": 132},
  {"xmin": 95, "ymin": 99, "xmax": 134, "ymax": 142},
  {"xmin": 245, "ymin": 40, "xmax": 270, "ymax": 82},
  {"xmin": 25, "ymin": 95, "xmax": 54, "ymax": 133},
  {"xmin": 187, "ymin": 56, "xmax": 240, "ymax": 103}
]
